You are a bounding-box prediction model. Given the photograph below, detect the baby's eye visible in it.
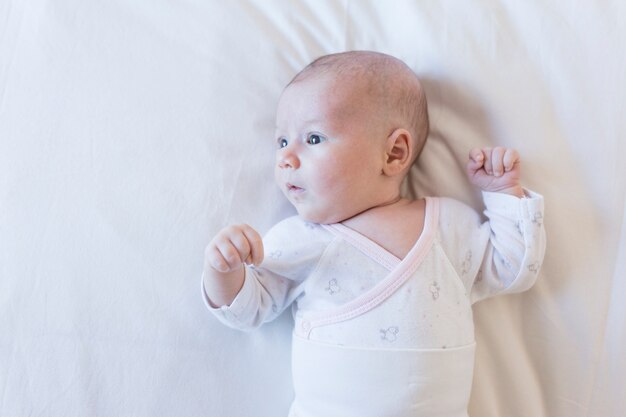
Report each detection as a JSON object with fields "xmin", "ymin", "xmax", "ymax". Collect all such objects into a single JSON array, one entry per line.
[
  {"xmin": 277, "ymin": 138, "xmax": 288, "ymax": 148},
  {"xmin": 306, "ymin": 133, "xmax": 326, "ymax": 145}
]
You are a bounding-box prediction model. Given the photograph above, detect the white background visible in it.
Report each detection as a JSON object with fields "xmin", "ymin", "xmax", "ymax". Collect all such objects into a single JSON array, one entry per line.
[{"xmin": 1, "ymin": 1, "xmax": 625, "ymax": 416}]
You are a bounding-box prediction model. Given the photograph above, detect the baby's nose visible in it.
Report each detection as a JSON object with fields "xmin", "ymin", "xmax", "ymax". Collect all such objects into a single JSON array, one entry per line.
[{"xmin": 277, "ymin": 151, "xmax": 300, "ymax": 169}]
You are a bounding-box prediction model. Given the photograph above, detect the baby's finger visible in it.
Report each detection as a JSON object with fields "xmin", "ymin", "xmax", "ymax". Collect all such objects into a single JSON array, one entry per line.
[
  {"xmin": 482, "ymin": 148, "xmax": 494, "ymax": 175},
  {"xmin": 228, "ymin": 231, "xmax": 253, "ymax": 266},
  {"xmin": 241, "ymin": 225, "xmax": 264, "ymax": 266},
  {"xmin": 491, "ymin": 147, "xmax": 506, "ymax": 177},
  {"xmin": 466, "ymin": 148, "xmax": 485, "ymax": 175},
  {"xmin": 503, "ymin": 148, "xmax": 520, "ymax": 172},
  {"xmin": 206, "ymin": 245, "xmax": 231, "ymax": 273},
  {"xmin": 215, "ymin": 239, "xmax": 245, "ymax": 270},
  {"xmin": 468, "ymin": 148, "xmax": 485, "ymax": 164}
]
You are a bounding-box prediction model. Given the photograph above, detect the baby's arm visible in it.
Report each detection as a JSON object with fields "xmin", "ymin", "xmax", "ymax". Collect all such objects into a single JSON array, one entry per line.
[
  {"xmin": 202, "ymin": 217, "xmax": 328, "ymax": 331},
  {"xmin": 466, "ymin": 147, "xmax": 525, "ymax": 197},
  {"xmin": 203, "ymin": 224, "xmax": 264, "ymax": 307},
  {"xmin": 442, "ymin": 146, "xmax": 545, "ymax": 301},
  {"xmin": 439, "ymin": 192, "xmax": 545, "ymax": 304}
]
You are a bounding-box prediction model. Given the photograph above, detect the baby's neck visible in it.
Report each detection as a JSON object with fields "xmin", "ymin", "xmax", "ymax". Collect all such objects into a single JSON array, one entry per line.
[{"xmin": 342, "ymin": 197, "xmax": 426, "ymax": 260}]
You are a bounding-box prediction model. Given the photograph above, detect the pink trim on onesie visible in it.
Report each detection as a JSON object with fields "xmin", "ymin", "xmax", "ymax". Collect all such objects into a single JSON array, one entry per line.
[{"xmin": 310, "ymin": 197, "xmax": 440, "ymax": 333}]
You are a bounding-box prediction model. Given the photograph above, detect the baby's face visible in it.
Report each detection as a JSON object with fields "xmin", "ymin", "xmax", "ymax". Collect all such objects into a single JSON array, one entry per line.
[{"xmin": 274, "ymin": 75, "xmax": 388, "ymax": 224}]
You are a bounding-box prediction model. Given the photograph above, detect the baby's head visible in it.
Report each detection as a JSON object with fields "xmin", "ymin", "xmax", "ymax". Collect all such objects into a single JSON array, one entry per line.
[
  {"xmin": 274, "ymin": 51, "xmax": 429, "ymax": 224},
  {"xmin": 286, "ymin": 51, "xmax": 429, "ymax": 152}
]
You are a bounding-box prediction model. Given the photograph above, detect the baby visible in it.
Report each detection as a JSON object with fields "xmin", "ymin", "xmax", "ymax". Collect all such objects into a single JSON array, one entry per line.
[{"xmin": 203, "ymin": 51, "xmax": 546, "ymax": 417}]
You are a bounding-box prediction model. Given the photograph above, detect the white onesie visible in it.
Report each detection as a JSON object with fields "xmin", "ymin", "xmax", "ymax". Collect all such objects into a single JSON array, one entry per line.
[{"xmin": 203, "ymin": 191, "xmax": 546, "ymax": 417}]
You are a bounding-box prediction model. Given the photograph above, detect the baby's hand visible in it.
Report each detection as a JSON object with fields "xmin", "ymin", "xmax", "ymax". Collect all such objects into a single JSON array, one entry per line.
[
  {"xmin": 205, "ymin": 224, "xmax": 264, "ymax": 273},
  {"xmin": 466, "ymin": 147, "xmax": 524, "ymax": 197}
]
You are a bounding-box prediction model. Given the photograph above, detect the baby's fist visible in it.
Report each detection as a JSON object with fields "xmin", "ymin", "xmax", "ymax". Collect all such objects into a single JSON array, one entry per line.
[
  {"xmin": 466, "ymin": 147, "xmax": 524, "ymax": 197},
  {"xmin": 205, "ymin": 224, "xmax": 264, "ymax": 273}
]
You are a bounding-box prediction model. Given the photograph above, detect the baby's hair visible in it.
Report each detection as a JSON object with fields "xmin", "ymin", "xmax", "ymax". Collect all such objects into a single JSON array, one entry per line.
[{"xmin": 288, "ymin": 51, "xmax": 429, "ymax": 161}]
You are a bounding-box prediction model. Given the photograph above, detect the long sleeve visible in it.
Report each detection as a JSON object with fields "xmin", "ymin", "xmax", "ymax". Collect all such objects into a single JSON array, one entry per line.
[
  {"xmin": 201, "ymin": 216, "xmax": 332, "ymax": 331},
  {"xmin": 438, "ymin": 190, "xmax": 546, "ymax": 304}
]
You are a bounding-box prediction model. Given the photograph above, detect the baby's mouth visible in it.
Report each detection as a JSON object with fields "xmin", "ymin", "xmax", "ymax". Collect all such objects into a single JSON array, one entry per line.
[{"xmin": 286, "ymin": 183, "xmax": 304, "ymax": 193}]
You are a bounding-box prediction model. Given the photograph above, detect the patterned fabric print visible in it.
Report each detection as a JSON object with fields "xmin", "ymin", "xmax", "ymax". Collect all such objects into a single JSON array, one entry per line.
[
  {"xmin": 297, "ymin": 238, "xmax": 389, "ymax": 313},
  {"xmin": 305, "ymin": 244, "xmax": 475, "ymax": 350}
]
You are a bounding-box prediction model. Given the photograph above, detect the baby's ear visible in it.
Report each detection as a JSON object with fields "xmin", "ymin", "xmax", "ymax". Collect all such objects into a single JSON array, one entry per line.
[{"xmin": 382, "ymin": 128, "xmax": 413, "ymax": 176}]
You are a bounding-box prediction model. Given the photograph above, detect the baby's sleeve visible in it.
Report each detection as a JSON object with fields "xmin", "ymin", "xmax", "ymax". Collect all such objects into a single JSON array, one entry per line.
[
  {"xmin": 438, "ymin": 190, "xmax": 546, "ymax": 304},
  {"xmin": 202, "ymin": 217, "xmax": 331, "ymax": 331}
]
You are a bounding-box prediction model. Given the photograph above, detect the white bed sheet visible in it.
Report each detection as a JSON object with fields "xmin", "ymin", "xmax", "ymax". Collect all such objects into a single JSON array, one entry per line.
[{"xmin": 1, "ymin": 1, "xmax": 625, "ymax": 416}]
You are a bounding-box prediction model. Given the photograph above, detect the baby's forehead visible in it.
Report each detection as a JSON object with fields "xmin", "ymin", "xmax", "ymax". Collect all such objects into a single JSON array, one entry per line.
[{"xmin": 279, "ymin": 75, "xmax": 371, "ymax": 121}]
